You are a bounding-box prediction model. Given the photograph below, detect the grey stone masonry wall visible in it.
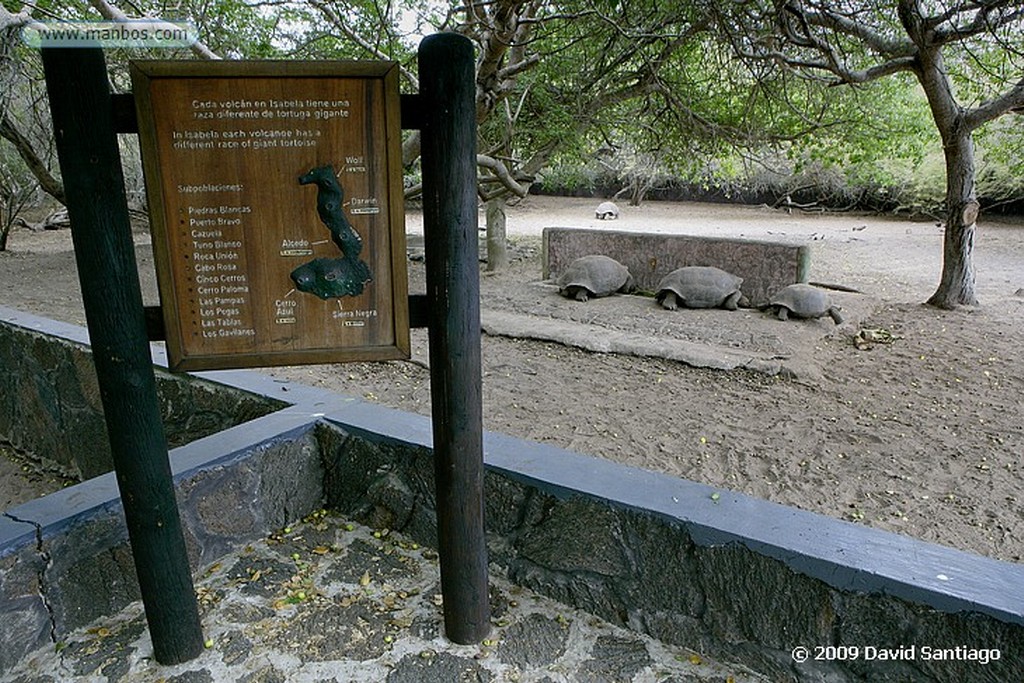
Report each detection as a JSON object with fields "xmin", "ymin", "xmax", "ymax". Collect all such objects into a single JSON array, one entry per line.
[
  {"xmin": 542, "ymin": 227, "xmax": 811, "ymax": 306},
  {"xmin": 0, "ymin": 411, "xmax": 326, "ymax": 673},
  {"xmin": 2, "ymin": 306, "xmax": 1021, "ymax": 682},
  {"xmin": 0, "ymin": 312, "xmax": 283, "ymax": 480},
  {"xmin": 316, "ymin": 412, "xmax": 1024, "ymax": 683}
]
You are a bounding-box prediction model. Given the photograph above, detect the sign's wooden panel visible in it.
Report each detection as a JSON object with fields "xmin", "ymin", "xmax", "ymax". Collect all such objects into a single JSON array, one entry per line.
[{"xmin": 131, "ymin": 61, "xmax": 409, "ymax": 371}]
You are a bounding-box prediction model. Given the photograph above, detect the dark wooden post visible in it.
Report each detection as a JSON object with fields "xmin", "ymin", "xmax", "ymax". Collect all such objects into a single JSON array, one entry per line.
[
  {"xmin": 41, "ymin": 47, "xmax": 204, "ymax": 665},
  {"xmin": 418, "ymin": 33, "xmax": 492, "ymax": 644}
]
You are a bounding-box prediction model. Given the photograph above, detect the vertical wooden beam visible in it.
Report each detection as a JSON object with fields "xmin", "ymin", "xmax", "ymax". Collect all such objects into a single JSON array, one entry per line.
[
  {"xmin": 417, "ymin": 33, "xmax": 492, "ymax": 644},
  {"xmin": 40, "ymin": 47, "xmax": 204, "ymax": 665}
]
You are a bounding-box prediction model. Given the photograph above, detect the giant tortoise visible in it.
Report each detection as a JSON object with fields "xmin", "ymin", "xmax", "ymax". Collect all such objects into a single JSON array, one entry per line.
[
  {"xmin": 556, "ymin": 255, "xmax": 635, "ymax": 302},
  {"xmin": 655, "ymin": 266, "xmax": 747, "ymax": 311},
  {"xmin": 595, "ymin": 201, "xmax": 620, "ymax": 220},
  {"xmin": 767, "ymin": 283, "xmax": 844, "ymax": 324}
]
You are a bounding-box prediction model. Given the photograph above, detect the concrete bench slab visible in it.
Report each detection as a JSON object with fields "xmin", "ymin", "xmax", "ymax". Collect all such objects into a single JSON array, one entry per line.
[{"xmin": 542, "ymin": 227, "xmax": 811, "ymax": 306}]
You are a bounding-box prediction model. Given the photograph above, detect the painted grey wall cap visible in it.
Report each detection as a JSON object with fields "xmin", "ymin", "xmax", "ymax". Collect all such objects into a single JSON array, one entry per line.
[
  {"xmin": 0, "ymin": 513, "xmax": 38, "ymax": 559},
  {"xmin": 1, "ymin": 306, "xmax": 93, "ymax": 345},
  {"xmin": 0, "ymin": 305, "xmax": 356, "ymax": 411},
  {"xmin": 483, "ymin": 430, "xmax": 1024, "ymax": 626},
  {"xmin": 315, "ymin": 407, "xmax": 1024, "ymax": 627},
  {"xmin": 2, "ymin": 471, "xmax": 121, "ymax": 558},
  {"xmin": 0, "ymin": 404, "xmax": 319, "ymax": 557}
]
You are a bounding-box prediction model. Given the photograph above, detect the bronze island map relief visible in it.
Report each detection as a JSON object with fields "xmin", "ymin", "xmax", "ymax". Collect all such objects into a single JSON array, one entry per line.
[{"xmin": 291, "ymin": 164, "xmax": 372, "ymax": 300}]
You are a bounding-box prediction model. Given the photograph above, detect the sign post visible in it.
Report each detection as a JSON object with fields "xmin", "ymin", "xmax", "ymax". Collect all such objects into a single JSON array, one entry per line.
[
  {"xmin": 41, "ymin": 35, "xmax": 489, "ymax": 659},
  {"xmin": 41, "ymin": 47, "xmax": 204, "ymax": 665},
  {"xmin": 418, "ymin": 33, "xmax": 492, "ymax": 645}
]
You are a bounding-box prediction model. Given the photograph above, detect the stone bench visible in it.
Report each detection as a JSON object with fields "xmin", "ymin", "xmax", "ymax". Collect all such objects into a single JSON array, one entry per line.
[{"xmin": 542, "ymin": 227, "xmax": 810, "ymax": 306}]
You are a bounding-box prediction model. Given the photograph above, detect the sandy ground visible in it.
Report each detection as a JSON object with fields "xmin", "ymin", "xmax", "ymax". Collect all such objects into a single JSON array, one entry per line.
[{"xmin": 2, "ymin": 196, "xmax": 1022, "ymax": 564}]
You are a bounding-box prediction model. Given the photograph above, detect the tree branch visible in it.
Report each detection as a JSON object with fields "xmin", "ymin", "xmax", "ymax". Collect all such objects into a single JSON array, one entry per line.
[
  {"xmin": 0, "ymin": 110, "xmax": 65, "ymax": 204},
  {"xmin": 474, "ymin": 0, "xmax": 541, "ymax": 123},
  {"xmin": 732, "ymin": 44, "xmax": 916, "ymax": 85},
  {"xmin": 496, "ymin": 52, "xmax": 540, "ymax": 82},
  {"xmin": 86, "ymin": 0, "xmax": 221, "ymax": 60},
  {"xmin": 307, "ymin": 0, "xmax": 417, "ymax": 87},
  {"xmin": 829, "ymin": 55, "xmax": 919, "ymax": 84},
  {"xmin": 932, "ymin": 4, "xmax": 1024, "ymax": 46},
  {"xmin": 964, "ymin": 74, "xmax": 1024, "ymax": 130},
  {"xmin": 792, "ymin": 2, "xmax": 914, "ymax": 58},
  {"xmin": 0, "ymin": 6, "xmax": 31, "ymax": 32},
  {"xmin": 477, "ymin": 153, "xmax": 528, "ymax": 197}
]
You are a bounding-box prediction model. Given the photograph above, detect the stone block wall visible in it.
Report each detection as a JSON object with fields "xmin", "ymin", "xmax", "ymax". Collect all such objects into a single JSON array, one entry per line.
[
  {"xmin": 0, "ymin": 318, "xmax": 283, "ymax": 480},
  {"xmin": 0, "ymin": 418, "xmax": 325, "ymax": 673},
  {"xmin": 318, "ymin": 421, "xmax": 1024, "ymax": 683},
  {"xmin": 3, "ymin": 402, "xmax": 1022, "ymax": 682},
  {"xmin": 2, "ymin": 308, "xmax": 1021, "ymax": 682},
  {"xmin": 542, "ymin": 227, "xmax": 811, "ymax": 306}
]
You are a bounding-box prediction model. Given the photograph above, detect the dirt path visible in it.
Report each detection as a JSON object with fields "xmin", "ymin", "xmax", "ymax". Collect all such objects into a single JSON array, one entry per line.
[{"xmin": 2, "ymin": 196, "xmax": 1023, "ymax": 563}]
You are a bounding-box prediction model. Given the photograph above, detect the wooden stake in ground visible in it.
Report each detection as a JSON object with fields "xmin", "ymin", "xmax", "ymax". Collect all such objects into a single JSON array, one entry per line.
[
  {"xmin": 418, "ymin": 32, "xmax": 492, "ymax": 645},
  {"xmin": 41, "ymin": 46, "xmax": 204, "ymax": 666}
]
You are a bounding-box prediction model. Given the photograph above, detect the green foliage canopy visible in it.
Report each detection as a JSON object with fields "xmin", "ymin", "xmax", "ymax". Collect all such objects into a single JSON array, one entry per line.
[{"xmin": 1, "ymin": 0, "xmax": 1021, "ymax": 214}]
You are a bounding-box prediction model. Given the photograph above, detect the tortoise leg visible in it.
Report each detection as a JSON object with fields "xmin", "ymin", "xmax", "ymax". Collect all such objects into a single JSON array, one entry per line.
[
  {"xmin": 723, "ymin": 291, "xmax": 740, "ymax": 311},
  {"xmin": 828, "ymin": 307, "xmax": 844, "ymax": 325},
  {"xmin": 776, "ymin": 307, "xmax": 790, "ymax": 321},
  {"xmin": 660, "ymin": 292, "xmax": 679, "ymax": 311},
  {"xmin": 574, "ymin": 288, "xmax": 590, "ymax": 302}
]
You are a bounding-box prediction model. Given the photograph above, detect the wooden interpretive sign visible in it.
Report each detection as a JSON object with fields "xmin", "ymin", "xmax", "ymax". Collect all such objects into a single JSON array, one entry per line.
[{"xmin": 131, "ymin": 61, "xmax": 409, "ymax": 371}]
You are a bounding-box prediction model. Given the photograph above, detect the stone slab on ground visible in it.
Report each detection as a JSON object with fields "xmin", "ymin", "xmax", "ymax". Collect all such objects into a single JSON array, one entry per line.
[
  {"xmin": 478, "ymin": 280, "xmax": 875, "ymax": 382},
  {"xmin": 482, "ymin": 309, "xmax": 792, "ymax": 375}
]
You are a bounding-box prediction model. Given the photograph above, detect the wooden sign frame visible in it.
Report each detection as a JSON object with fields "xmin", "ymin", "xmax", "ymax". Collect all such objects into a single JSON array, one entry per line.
[{"xmin": 131, "ymin": 60, "xmax": 409, "ymax": 371}]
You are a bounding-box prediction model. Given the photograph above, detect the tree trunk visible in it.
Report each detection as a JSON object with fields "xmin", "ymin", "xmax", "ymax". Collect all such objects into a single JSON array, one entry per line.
[
  {"xmin": 913, "ymin": 39, "xmax": 979, "ymax": 308},
  {"xmin": 927, "ymin": 127, "xmax": 979, "ymax": 308},
  {"xmin": 485, "ymin": 197, "xmax": 508, "ymax": 272}
]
